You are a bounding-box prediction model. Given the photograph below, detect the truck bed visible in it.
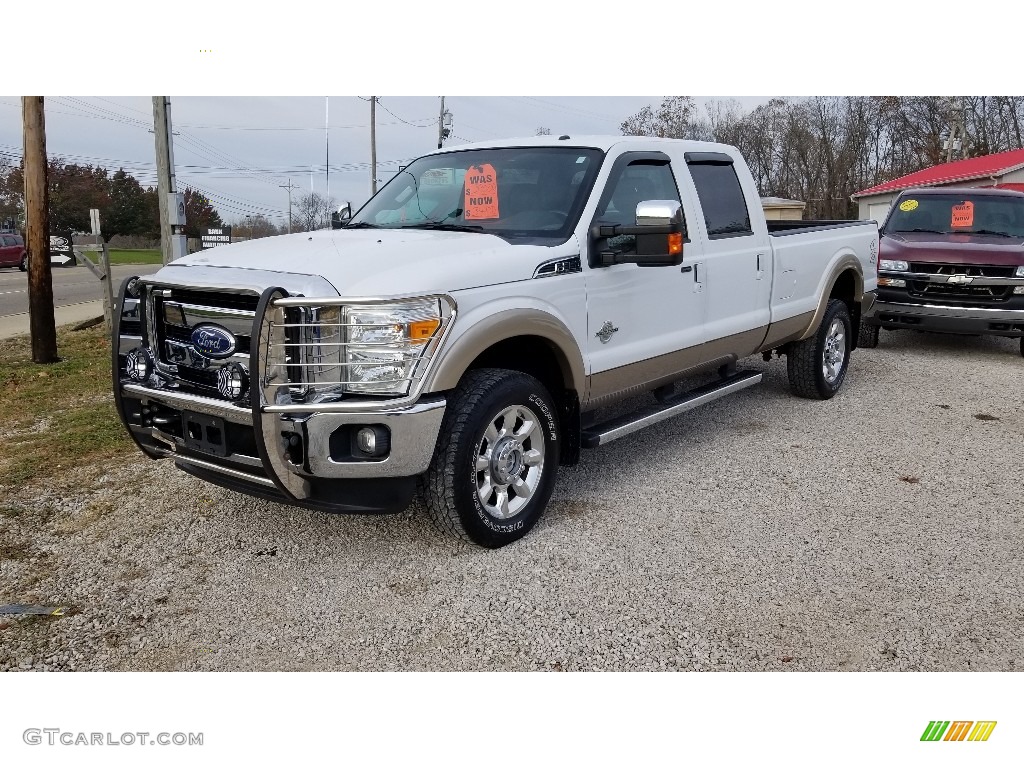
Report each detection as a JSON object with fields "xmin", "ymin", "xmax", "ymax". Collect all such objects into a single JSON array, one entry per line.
[{"xmin": 767, "ymin": 219, "xmax": 876, "ymax": 236}]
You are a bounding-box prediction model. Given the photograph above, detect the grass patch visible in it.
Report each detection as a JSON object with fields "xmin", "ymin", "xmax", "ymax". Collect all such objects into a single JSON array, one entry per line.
[
  {"xmin": 107, "ymin": 249, "xmax": 162, "ymax": 265},
  {"xmin": 0, "ymin": 325, "xmax": 133, "ymax": 487}
]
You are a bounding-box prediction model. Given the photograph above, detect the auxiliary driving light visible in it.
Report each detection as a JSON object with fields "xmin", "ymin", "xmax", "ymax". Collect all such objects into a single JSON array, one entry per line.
[
  {"xmin": 125, "ymin": 347, "xmax": 153, "ymax": 381},
  {"xmin": 355, "ymin": 426, "xmax": 390, "ymax": 458},
  {"xmin": 217, "ymin": 363, "xmax": 249, "ymax": 400}
]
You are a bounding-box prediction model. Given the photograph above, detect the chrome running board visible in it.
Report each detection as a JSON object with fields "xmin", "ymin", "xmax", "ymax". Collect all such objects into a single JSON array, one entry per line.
[{"xmin": 581, "ymin": 370, "xmax": 762, "ymax": 448}]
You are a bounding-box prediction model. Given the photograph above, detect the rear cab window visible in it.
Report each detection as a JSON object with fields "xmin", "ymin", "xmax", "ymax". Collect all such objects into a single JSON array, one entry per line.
[{"xmin": 685, "ymin": 152, "xmax": 753, "ymax": 239}]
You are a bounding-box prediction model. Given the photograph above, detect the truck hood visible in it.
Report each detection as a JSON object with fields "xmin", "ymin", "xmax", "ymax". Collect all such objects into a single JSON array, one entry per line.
[
  {"xmin": 880, "ymin": 231, "xmax": 1024, "ymax": 267},
  {"xmin": 161, "ymin": 228, "xmax": 576, "ymax": 296}
]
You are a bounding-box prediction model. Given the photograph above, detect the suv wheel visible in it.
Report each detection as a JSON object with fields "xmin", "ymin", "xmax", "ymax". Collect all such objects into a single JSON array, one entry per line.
[
  {"xmin": 857, "ymin": 321, "xmax": 879, "ymax": 349},
  {"xmin": 787, "ymin": 299, "xmax": 852, "ymax": 400},
  {"xmin": 422, "ymin": 368, "xmax": 560, "ymax": 548}
]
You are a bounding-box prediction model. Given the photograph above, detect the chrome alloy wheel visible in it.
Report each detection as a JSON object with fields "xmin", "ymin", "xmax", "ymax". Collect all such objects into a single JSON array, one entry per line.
[
  {"xmin": 474, "ymin": 404, "xmax": 546, "ymax": 520},
  {"xmin": 822, "ymin": 318, "xmax": 847, "ymax": 383}
]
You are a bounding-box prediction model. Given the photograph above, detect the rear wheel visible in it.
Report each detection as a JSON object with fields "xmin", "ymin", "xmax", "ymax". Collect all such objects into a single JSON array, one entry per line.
[
  {"xmin": 422, "ymin": 368, "xmax": 560, "ymax": 548},
  {"xmin": 787, "ymin": 299, "xmax": 852, "ymax": 400}
]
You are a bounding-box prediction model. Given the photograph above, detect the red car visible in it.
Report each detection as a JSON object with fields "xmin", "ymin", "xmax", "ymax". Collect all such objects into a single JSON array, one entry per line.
[
  {"xmin": 0, "ymin": 232, "xmax": 27, "ymax": 270},
  {"xmin": 861, "ymin": 187, "xmax": 1024, "ymax": 358}
]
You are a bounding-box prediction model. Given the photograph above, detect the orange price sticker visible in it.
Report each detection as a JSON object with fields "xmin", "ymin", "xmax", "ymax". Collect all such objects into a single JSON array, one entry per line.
[
  {"xmin": 951, "ymin": 200, "xmax": 974, "ymax": 228},
  {"xmin": 464, "ymin": 164, "xmax": 499, "ymax": 220}
]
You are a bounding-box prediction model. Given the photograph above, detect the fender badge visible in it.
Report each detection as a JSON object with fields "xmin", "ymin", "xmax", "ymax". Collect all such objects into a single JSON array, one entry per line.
[{"xmin": 596, "ymin": 321, "xmax": 619, "ymax": 344}]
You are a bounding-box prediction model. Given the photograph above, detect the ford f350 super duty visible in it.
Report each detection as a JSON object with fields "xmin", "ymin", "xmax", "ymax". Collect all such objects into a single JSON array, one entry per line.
[{"xmin": 113, "ymin": 136, "xmax": 878, "ymax": 548}]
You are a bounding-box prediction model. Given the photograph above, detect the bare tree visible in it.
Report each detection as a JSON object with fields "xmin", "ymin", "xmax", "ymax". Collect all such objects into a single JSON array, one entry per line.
[{"xmin": 294, "ymin": 192, "xmax": 336, "ymax": 232}]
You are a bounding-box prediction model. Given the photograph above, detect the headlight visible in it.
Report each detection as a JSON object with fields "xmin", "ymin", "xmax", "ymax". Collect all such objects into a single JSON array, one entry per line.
[
  {"xmin": 1015, "ymin": 266, "xmax": 1024, "ymax": 278},
  {"xmin": 343, "ymin": 299, "xmax": 443, "ymax": 395},
  {"xmin": 879, "ymin": 259, "xmax": 909, "ymax": 272}
]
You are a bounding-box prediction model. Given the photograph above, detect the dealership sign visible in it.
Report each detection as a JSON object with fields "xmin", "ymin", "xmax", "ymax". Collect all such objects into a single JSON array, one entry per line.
[{"xmin": 200, "ymin": 226, "xmax": 232, "ymax": 249}]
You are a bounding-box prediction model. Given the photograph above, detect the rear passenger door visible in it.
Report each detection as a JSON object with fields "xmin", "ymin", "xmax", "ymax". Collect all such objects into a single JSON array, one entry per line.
[{"xmin": 683, "ymin": 152, "xmax": 772, "ymax": 346}]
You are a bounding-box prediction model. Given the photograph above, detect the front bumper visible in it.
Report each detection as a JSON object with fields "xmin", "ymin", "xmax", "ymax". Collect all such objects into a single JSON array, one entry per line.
[
  {"xmin": 866, "ymin": 299, "xmax": 1024, "ymax": 337},
  {"xmin": 112, "ymin": 281, "xmax": 448, "ymax": 514}
]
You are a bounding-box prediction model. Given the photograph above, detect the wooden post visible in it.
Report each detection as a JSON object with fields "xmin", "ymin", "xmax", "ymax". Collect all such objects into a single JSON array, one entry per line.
[
  {"xmin": 100, "ymin": 242, "xmax": 114, "ymax": 335},
  {"xmin": 22, "ymin": 96, "xmax": 58, "ymax": 363},
  {"xmin": 153, "ymin": 96, "xmax": 175, "ymax": 265}
]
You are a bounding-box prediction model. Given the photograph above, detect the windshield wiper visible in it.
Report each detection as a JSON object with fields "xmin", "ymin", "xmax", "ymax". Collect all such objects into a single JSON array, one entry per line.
[
  {"xmin": 893, "ymin": 227, "xmax": 946, "ymax": 234},
  {"xmin": 402, "ymin": 222, "xmax": 486, "ymax": 233},
  {"xmin": 970, "ymin": 229, "xmax": 1015, "ymax": 237},
  {"xmin": 342, "ymin": 222, "xmax": 379, "ymax": 229}
]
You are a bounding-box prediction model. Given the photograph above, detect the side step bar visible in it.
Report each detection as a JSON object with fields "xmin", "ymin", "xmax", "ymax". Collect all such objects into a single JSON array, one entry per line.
[{"xmin": 580, "ymin": 370, "xmax": 762, "ymax": 448}]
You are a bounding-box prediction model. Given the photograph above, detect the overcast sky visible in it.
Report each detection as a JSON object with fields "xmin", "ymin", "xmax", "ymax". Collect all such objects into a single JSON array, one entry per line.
[{"xmin": 0, "ymin": 96, "xmax": 772, "ymax": 228}]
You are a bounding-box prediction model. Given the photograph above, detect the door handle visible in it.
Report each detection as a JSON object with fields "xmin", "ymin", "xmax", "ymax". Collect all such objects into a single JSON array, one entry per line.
[{"xmin": 680, "ymin": 265, "xmax": 693, "ymax": 274}]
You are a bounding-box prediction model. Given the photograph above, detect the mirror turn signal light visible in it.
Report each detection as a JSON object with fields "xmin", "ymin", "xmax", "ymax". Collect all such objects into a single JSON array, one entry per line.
[{"xmin": 668, "ymin": 233, "xmax": 683, "ymax": 256}]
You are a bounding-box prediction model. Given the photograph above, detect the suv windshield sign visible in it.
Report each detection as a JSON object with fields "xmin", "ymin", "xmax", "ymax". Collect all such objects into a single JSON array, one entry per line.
[{"xmin": 885, "ymin": 193, "xmax": 1024, "ymax": 237}]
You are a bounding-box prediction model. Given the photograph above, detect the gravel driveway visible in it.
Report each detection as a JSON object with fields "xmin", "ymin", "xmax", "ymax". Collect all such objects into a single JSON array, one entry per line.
[{"xmin": 2, "ymin": 330, "xmax": 1022, "ymax": 671}]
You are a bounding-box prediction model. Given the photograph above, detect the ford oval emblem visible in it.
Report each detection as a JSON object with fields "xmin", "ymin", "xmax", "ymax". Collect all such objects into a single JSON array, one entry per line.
[{"xmin": 190, "ymin": 324, "xmax": 237, "ymax": 359}]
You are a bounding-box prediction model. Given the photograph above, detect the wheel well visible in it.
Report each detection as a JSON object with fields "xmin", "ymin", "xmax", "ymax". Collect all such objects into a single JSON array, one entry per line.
[
  {"xmin": 829, "ymin": 269, "xmax": 857, "ymax": 311},
  {"xmin": 466, "ymin": 335, "xmax": 568, "ymax": 402},
  {"xmin": 830, "ymin": 269, "xmax": 861, "ymax": 346},
  {"xmin": 464, "ymin": 335, "xmax": 580, "ymax": 465}
]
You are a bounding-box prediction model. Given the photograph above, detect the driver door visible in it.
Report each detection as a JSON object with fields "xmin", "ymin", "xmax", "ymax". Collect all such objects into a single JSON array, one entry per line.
[{"xmin": 584, "ymin": 152, "xmax": 706, "ymax": 404}]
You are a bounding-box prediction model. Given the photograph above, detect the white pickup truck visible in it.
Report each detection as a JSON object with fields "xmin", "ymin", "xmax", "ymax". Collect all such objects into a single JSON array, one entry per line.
[{"xmin": 113, "ymin": 136, "xmax": 878, "ymax": 548}]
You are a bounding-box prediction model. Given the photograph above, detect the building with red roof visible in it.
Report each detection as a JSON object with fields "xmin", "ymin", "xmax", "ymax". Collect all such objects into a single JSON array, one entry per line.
[{"xmin": 851, "ymin": 147, "xmax": 1024, "ymax": 223}]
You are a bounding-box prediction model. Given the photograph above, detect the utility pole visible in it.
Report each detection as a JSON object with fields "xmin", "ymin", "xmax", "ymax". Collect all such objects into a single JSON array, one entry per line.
[
  {"xmin": 22, "ymin": 96, "xmax": 58, "ymax": 363},
  {"xmin": 438, "ymin": 96, "xmax": 446, "ymax": 149},
  {"xmin": 279, "ymin": 179, "xmax": 298, "ymax": 234},
  {"xmin": 945, "ymin": 96, "xmax": 965, "ymax": 163},
  {"xmin": 437, "ymin": 96, "xmax": 452, "ymax": 149},
  {"xmin": 370, "ymin": 96, "xmax": 377, "ymax": 196},
  {"xmin": 153, "ymin": 97, "xmax": 178, "ymax": 265},
  {"xmin": 325, "ymin": 96, "xmax": 330, "ymax": 200}
]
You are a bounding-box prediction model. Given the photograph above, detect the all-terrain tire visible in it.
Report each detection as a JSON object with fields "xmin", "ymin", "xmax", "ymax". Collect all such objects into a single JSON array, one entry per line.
[
  {"xmin": 422, "ymin": 368, "xmax": 560, "ymax": 548},
  {"xmin": 787, "ymin": 299, "xmax": 852, "ymax": 400},
  {"xmin": 857, "ymin": 321, "xmax": 879, "ymax": 349}
]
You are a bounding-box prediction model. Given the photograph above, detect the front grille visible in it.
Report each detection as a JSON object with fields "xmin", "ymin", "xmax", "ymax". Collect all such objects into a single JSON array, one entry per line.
[
  {"xmin": 149, "ymin": 287, "xmax": 258, "ymax": 398},
  {"xmin": 166, "ymin": 288, "xmax": 260, "ymax": 312},
  {"xmin": 907, "ymin": 282, "xmax": 1013, "ymax": 304},
  {"xmin": 909, "ymin": 262, "xmax": 1015, "ymax": 278}
]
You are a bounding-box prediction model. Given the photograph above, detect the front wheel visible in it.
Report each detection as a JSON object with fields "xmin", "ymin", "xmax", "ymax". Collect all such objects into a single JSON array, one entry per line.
[
  {"xmin": 422, "ymin": 368, "xmax": 560, "ymax": 548},
  {"xmin": 1020, "ymin": 337, "xmax": 1023, "ymax": 359},
  {"xmin": 19, "ymin": 253, "xmax": 27, "ymax": 272},
  {"xmin": 787, "ymin": 299, "xmax": 852, "ymax": 400}
]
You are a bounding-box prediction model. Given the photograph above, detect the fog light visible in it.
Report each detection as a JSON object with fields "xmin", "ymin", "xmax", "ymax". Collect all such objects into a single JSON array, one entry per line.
[
  {"xmin": 217, "ymin": 363, "xmax": 249, "ymax": 400},
  {"xmin": 353, "ymin": 425, "xmax": 390, "ymax": 458},
  {"xmin": 356, "ymin": 427, "xmax": 376, "ymax": 454},
  {"xmin": 1014, "ymin": 286, "xmax": 1024, "ymax": 295},
  {"xmin": 878, "ymin": 278, "xmax": 906, "ymax": 288},
  {"xmin": 125, "ymin": 347, "xmax": 152, "ymax": 381}
]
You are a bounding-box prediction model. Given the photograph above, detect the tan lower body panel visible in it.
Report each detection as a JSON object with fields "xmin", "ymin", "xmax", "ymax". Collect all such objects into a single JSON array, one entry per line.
[
  {"xmin": 756, "ymin": 310, "xmax": 815, "ymax": 353},
  {"xmin": 586, "ymin": 326, "xmax": 768, "ymax": 409}
]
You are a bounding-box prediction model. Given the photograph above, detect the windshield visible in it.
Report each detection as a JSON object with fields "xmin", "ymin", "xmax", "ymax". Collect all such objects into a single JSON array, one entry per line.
[
  {"xmin": 883, "ymin": 193, "xmax": 1024, "ymax": 237},
  {"xmin": 347, "ymin": 146, "xmax": 604, "ymax": 243}
]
